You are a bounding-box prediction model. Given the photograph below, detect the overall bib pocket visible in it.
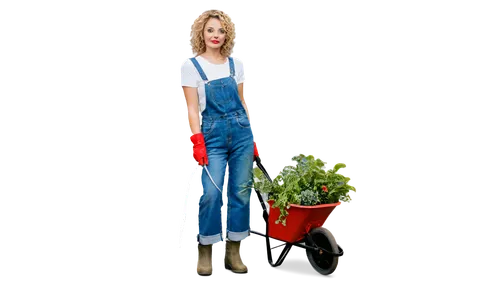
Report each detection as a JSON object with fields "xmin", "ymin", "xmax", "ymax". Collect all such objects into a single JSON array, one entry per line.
[{"xmin": 209, "ymin": 84, "xmax": 233, "ymax": 106}]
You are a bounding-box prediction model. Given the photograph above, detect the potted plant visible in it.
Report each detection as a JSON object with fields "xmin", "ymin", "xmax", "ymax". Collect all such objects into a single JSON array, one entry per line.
[{"xmin": 253, "ymin": 154, "xmax": 356, "ymax": 226}]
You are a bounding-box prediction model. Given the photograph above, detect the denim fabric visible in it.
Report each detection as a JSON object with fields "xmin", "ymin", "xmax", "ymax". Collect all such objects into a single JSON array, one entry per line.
[{"xmin": 190, "ymin": 57, "xmax": 254, "ymax": 245}]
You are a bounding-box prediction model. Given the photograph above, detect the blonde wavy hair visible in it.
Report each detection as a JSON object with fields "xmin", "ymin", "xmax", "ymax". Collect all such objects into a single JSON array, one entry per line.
[{"xmin": 190, "ymin": 10, "xmax": 236, "ymax": 58}]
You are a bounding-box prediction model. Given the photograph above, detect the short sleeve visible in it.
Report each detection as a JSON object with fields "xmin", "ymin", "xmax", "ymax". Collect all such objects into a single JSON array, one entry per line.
[
  {"xmin": 181, "ymin": 60, "xmax": 199, "ymax": 87},
  {"xmin": 234, "ymin": 58, "xmax": 245, "ymax": 84}
]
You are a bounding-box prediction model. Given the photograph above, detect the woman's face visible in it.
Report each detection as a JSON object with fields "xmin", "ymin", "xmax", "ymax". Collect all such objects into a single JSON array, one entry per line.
[{"xmin": 203, "ymin": 17, "xmax": 226, "ymax": 50}]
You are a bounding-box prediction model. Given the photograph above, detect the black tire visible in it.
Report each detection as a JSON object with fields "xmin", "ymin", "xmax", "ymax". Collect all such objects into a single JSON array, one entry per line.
[{"xmin": 305, "ymin": 227, "xmax": 339, "ymax": 275}]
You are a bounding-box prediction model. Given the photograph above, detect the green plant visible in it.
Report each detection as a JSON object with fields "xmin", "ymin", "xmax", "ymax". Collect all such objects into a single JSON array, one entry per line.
[
  {"xmin": 300, "ymin": 189, "xmax": 319, "ymax": 206},
  {"xmin": 253, "ymin": 154, "xmax": 356, "ymax": 226}
]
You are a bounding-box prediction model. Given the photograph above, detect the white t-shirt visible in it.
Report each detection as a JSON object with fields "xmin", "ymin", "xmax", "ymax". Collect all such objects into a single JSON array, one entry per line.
[{"xmin": 181, "ymin": 55, "xmax": 245, "ymax": 114}]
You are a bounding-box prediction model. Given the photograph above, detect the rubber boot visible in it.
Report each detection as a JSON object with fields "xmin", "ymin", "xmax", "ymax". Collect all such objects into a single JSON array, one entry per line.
[
  {"xmin": 224, "ymin": 240, "xmax": 248, "ymax": 273},
  {"xmin": 197, "ymin": 243, "xmax": 212, "ymax": 276}
]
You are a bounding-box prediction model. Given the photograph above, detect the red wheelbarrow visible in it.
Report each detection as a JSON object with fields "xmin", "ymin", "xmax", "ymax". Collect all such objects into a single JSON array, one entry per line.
[{"xmin": 250, "ymin": 157, "xmax": 344, "ymax": 275}]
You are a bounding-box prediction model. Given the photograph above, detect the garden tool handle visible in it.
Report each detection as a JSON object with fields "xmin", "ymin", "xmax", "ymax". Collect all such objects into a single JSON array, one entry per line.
[{"xmin": 255, "ymin": 156, "xmax": 272, "ymax": 183}]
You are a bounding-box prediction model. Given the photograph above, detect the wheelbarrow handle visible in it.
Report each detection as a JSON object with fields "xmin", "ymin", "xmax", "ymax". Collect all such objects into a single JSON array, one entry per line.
[{"xmin": 255, "ymin": 156, "xmax": 273, "ymax": 183}]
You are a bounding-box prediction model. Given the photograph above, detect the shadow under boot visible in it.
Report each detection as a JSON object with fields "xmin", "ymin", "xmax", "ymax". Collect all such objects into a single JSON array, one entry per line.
[
  {"xmin": 197, "ymin": 243, "xmax": 212, "ymax": 276},
  {"xmin": 224, "ymin": 240, "xmax": 248, "ymax": 273}
]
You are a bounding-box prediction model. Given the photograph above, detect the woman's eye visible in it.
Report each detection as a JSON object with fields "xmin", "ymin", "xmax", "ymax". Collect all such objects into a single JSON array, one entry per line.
[{"xmin": 207, "ymin": 28, "xmax": 224, "ymax": 34}]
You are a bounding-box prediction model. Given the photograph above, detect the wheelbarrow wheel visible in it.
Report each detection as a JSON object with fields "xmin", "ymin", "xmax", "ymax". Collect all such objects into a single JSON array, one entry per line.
[{"xmin": 305, "ymin": 227, "xmax": 339, "ymax": 275}]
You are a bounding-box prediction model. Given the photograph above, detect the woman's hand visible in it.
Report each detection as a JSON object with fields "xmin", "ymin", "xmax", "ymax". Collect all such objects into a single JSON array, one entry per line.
[
  {"xmin": 191, "ymin": 133, "xmax": 208, "ymax": 165},
  {"xmin": 253, "ymin": 142, "xmax": 259, "ymax": 161}
]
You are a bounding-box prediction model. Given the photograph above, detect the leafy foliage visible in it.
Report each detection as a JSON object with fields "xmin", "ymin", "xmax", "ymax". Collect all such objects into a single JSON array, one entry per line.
[
  {"xmin": 253, "ymin": 154, "xmax": 356, "ymax": 226},
  {"xmin": 300, "ymin": 189, "xmax": 319, "ymax": 206}
]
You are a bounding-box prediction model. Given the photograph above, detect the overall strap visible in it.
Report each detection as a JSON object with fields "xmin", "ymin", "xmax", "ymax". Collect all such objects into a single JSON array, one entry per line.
[
  {"xmin": 189, "ymin": 57, "xmax": 208, "ymax": 81},
  {"xmin": 228, "ymin": 57, "xmax": 235, "ymax": 77}
]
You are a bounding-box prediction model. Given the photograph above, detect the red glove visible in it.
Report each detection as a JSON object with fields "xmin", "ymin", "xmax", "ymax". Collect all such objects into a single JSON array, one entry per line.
[
  {"xmin": 253, "ymin": 142, "xmax": 259, "ymax": 161},
  {"xmin": 190, "ymin": 133, "xmax": 208, "ymax": 165}
]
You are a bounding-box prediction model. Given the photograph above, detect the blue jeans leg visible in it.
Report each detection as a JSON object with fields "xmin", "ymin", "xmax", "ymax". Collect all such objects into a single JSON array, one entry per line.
[
  {"xmin": 198, "ymin": 149, "xmax": 227, "ymax": 245},
  {"xmin": 226, "ymin": 123, "xmax": 254, "ymax": 241}
]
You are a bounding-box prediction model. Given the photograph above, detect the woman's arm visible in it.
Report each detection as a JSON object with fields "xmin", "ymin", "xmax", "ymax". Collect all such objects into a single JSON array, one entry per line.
[
  {"xmin": 182, "ymin": 86, "xmax": 201, "ymax": 134},
  {"xmin": 237, "ymin": 83, "xmax": 250, "ymax": 121}
]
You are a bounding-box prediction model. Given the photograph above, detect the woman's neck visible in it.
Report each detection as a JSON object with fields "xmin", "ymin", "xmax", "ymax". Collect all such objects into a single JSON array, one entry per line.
[{"xmin": 200, "ymin": 48, "xmax": 226, "ymax": 63}]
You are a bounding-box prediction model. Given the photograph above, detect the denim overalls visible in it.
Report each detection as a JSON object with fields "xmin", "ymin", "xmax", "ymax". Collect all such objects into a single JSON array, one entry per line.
[{"xmin": 190, "ymin": 57, "xmax": 254, "ymax": 245}]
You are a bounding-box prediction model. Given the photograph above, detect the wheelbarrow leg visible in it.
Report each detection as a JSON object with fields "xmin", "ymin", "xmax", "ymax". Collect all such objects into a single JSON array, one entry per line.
[
  {"xmin": 267, "ymin": 242, "xmax": 291, "ymax": 268},
  {"xmin": 266, "ymin": 237, "xmax": 293, "ymax": 267}
]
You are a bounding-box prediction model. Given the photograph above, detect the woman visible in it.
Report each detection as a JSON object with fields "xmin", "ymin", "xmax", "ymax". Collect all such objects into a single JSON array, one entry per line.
[{"xmin": 181, "ymin": 10, "xmax": 259, "ymax": 276}]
